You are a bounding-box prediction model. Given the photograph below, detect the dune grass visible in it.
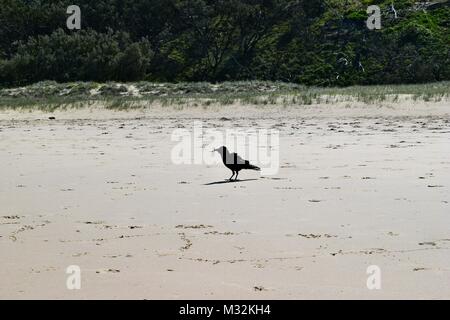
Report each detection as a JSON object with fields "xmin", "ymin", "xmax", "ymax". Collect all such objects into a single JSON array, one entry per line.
[{"xmin": 0, "ymin": 81, "xmax": 449, "ymax": 111}]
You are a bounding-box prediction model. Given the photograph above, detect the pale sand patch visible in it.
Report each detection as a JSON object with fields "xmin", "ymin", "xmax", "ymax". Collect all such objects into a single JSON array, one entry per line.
[
  {"xmin": 0, "ymin": 101, "xmax": 449, "ymax": 299},
  {"xmin": 1, "ymin": 95, "xmax": 449, "ymax": 121}
]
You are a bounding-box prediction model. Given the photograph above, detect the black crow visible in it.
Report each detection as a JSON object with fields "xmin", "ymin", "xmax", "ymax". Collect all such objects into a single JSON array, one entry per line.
[{"xmin": 213, "ymin": 146, "xmax": 261, "ymax": 181}]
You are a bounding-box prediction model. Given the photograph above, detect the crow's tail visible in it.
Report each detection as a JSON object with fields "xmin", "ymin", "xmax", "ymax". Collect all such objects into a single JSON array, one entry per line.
[{"xmin": 247, "ymin": 164, "xmax": 261, "ymax": 171}]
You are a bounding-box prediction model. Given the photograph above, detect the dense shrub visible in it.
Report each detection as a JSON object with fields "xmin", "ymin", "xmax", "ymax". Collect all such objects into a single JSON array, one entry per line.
[{"xmin": 0, "ymin": 0, "xmax": 449, "ymax": 86}]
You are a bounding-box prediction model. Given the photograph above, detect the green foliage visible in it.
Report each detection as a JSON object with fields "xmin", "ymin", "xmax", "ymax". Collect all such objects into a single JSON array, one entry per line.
[
  {"xmin": 0, "ymin": 29, "xmax": 153, "ymax": 85},
  {"xmin": 0, "ymin": 0, "xmax": 449, "ymax": 87}
]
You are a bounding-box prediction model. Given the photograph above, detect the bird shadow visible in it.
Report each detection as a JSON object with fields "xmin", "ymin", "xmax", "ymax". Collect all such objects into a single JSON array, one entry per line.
[{"xmin": 204, "ymin": 179, "xmax": 258, "ymax": 186}]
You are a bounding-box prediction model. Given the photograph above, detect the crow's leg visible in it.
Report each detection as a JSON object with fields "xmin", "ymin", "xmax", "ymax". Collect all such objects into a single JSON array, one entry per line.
[
  {"xmin": 229, "ymin": 171, "xmax": 235, "ymax": 181},
  {"xmin": 235, "ymin": 171, "xmax": 239, "ymax": 181}
]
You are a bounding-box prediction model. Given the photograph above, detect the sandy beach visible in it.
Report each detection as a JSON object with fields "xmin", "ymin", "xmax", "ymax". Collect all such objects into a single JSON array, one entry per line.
[{"xmin": 1, "ymin": 100, "xmax": 449, "ymax": 299}]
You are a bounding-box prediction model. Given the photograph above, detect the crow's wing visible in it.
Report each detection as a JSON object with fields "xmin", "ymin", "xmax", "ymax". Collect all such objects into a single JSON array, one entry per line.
[
  {"xmin": 232, "ymin": 152, "xmax": 248, "ymax": 165},
  {"xmin": 224, "ymin": 152, "xmax": 248, "ymax": 165}
]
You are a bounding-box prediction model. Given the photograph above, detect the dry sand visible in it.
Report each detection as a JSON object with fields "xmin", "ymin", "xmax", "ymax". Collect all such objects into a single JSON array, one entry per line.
[{"xmin": 1, "ymin": 100, "xmax": 449, "ymax": 299}]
